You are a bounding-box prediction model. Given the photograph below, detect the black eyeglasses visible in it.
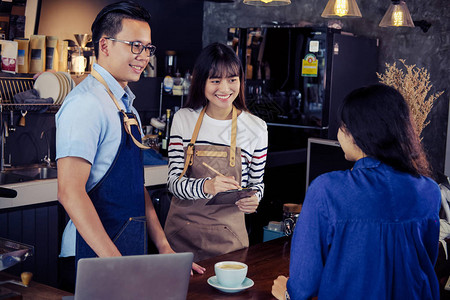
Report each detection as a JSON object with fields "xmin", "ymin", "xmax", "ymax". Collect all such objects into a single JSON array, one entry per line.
[{"xmin": 105, "ymin": 37, "xmax": 156, "ymax": 57}]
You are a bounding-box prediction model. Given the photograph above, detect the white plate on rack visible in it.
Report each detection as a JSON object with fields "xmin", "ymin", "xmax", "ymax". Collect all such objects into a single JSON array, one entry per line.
[
  {"xmin": 55, "ymin": 72, "xmax": 69, "ymax": 104},
  {"xmin": 59, "ymin": 71, "xmax": 76, "ymax": 91},
  {"xmin": 54, "ymin": 72, "xmax": 65, "ymax": 104},
  {"xmin": 33, "ymin": 72, "xmax": 61, "ymax": 103}
]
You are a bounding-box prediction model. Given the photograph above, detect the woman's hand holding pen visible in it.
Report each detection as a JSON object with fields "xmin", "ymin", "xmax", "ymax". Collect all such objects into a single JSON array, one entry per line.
[
  {"xmin": 236, "ymin": 194, "xmax": 259, "ymax": 213},
  {"xmin": 201, "ymin": 162, "xmax": 258, "ymax": 212},
  {"xmin": 203, "ymin": 175, "xmax": 241, "ymax": 196}
]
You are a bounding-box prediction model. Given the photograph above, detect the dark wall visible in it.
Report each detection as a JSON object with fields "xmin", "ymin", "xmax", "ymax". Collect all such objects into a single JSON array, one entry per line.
[
  {"xmin": 203, "ymin": 0, "xmax": 450, "ymax": 178},
  {"xmin": 39, "ymin": 0, "xmax": 204, "ymax": 76},
  {"xmin": 137, "ymin": 0, "xmax": 204, "ymax": 76}
]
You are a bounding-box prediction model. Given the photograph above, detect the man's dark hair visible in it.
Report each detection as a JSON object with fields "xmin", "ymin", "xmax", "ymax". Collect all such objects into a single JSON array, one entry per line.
[
  {"xmin": 91, "ymin": 1, "xmax": 151, "ymax": 58},
  {"xmin": 338, "ymin": 84, "xmax": 431, "ymax": 177}
]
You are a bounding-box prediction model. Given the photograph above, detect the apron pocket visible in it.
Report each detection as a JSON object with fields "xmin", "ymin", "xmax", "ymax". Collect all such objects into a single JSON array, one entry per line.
[
  {"xmin": 113, "ymin": 216, "xmax": 147, "ymax": 256},
  {"xmin": 167, "ymin": 221, "xmax": 246, "ymax": 261}
]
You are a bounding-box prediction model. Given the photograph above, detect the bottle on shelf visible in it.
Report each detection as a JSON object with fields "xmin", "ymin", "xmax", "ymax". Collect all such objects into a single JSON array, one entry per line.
[
  {"xmin": 164, "ymin": 50, "xmax": 177, "ymax": 76},
  {"xmin": 172, "ymin": 71, "xmax": 184, "ymax": 96},
  {"xmin": 163, "ymin": 51, "xmax": 177, "ymax": 94},
  {"xmin": 157, "ymin": 130, "xmax": 163, "ymax": 150},
  {"xmin": 160, "ymin": 108, "xmax": 172, "ymax": 156},
  {"xmin": 183, "ymin": 70, "xmax": 191, "ymax": 95}
]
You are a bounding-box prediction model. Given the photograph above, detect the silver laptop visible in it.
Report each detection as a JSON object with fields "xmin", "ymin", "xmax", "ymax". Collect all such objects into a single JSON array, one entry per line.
[{"xmin": 63, "ymin": 252, "xmax": 193, "ymax": 300}]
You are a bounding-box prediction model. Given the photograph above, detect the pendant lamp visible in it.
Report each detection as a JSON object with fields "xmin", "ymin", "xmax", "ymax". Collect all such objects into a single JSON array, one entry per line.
[
  {"xmin": 321, "ymin": 0, "xmax": 362, "ymax": 18},
  {"xmin": 379, "ymin": 0, "xmax": 414, "ymax": 27},
  {"xmin": 243, "ymin": 0, "xmax": 291, "ymax": 6}
]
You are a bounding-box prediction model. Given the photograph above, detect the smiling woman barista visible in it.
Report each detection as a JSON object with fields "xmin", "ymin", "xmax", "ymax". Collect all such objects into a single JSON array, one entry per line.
[
  {"xmin": 56, "ymin": 1, "xmax": 203, "ymax": 291},
  {"xmin": 164, "ymin": 43, "xmax": 268, "ymax": 262}
]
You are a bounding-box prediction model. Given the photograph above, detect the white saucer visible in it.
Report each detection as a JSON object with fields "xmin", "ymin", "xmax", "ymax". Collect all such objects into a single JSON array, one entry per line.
[{"xmin": 207, "ymin": 276, "xmax": 254, "ymax": 293}]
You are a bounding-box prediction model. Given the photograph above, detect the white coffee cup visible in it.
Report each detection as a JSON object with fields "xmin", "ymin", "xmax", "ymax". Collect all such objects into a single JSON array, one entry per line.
[{"xmin": 214, "ymin": 261, "xmax": 247, "ymax": 288}]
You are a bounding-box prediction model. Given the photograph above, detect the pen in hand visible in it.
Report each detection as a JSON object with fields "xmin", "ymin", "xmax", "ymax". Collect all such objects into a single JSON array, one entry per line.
[
  {"xmin": 202, "ymin": 162, "xmax": 242, "ymax": 190},
  {"xmin": 202, "ymin": 162, "xmax": 226, "ymax": 177}
]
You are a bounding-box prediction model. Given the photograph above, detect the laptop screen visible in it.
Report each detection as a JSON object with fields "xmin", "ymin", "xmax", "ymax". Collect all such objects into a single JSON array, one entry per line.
[
  {"xmin": 67, "ymin": 253, "xmax": 193, "ymax": 300},
  {"xmin": 305, "ymin": 138, "xmax": 354, "ymax": 192}
]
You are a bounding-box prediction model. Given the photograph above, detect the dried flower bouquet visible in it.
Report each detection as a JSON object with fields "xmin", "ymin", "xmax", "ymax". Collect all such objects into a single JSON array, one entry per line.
[{"xmin": 377, "ymin": 59, "xmax": 443, "ymax": 138}]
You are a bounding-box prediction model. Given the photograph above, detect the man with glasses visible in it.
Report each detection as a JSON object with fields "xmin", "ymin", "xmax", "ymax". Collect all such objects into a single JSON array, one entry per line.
[
  {"xmin": 104, "ymin": 37, "xmax": 156, "ymax": 57},
  {"xmin": 56, "ymin": 1, "xmax": 204, "ymax": 291}
]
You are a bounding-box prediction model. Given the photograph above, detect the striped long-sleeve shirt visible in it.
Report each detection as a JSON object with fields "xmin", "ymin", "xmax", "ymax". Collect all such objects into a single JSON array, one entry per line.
[{"xmin": 167, "ymin": 107, "xmax": 268, "ymax": 201}]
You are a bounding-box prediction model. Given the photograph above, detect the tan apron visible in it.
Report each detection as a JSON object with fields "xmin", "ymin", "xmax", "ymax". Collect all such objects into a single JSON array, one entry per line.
[{"xmin": 164, "ymin": 106, "xmax": 249, "ymax": 262}]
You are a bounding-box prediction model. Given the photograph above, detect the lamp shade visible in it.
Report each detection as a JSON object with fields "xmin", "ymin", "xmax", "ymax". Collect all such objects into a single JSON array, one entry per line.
[
  {"xmin": 321, "ymin": 0, "xmax": 362, "ymax": 18},
  {"xmin": 379, "ymin": 0, "xmax": 414, "ymax": 27},
  {"xmin": 243, "ymin": 0, "xmax": 291, "ymax": 6}
]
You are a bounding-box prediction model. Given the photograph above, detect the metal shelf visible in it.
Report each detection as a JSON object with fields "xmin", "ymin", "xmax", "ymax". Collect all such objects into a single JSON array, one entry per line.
[
  {"xmin": 0, "ymin": 76, "xmax": 34, "ymax": 102},
  {"xmin": 0, "ymin": 103, "xmax": 61, "ymax": 113},
  {"xmin": 0, "ymin": 76, "xmax": 60, "ymax": 113}
]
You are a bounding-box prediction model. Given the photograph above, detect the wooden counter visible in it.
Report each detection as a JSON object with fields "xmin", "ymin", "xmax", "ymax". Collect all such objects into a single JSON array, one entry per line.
[
  {"xmin": 0, "ymin": 272, "xmax": 72, "ymax": 299},
  {"xmin": 1, "ymin": 237, "xmax": 291, "ymax": 299},
  {"xmin": 188, "ymin": 237, "xmax": 291, "ymax": 299}
]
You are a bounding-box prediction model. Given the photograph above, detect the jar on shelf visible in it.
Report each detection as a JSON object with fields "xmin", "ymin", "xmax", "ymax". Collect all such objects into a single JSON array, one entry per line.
[
  {"xmin": 282, "ymin": 203, "xmax": 302, "ymax": 236},
  {"xmin": 163, "ymin": 75, "xmax": 174, "ymax": 93},
  {"xmin": 143, "ymin": 134, "xmax": 159, "ymax": 152}
]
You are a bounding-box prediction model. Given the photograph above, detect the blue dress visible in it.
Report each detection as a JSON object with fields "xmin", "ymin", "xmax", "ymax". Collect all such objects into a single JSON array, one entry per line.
[{"xmin": 287, "ymin": 157, "xmax": 441, "ymax": 300}]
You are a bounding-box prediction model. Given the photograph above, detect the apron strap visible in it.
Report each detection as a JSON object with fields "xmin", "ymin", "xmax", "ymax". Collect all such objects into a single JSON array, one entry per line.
[
  {"xmin": 178, "ymin": 106, "xmax": 207, "ymax": 179},
  {"xmin": 178, "ymin": 105, "xmax": 238, "ymax": 179},
  {"xmin": 230, "ymin": 106, "xmax": 237, "ymax": 167},
  {"xmin": 91, "ymin": 69, "xmax": 150, "ymax": 150}
]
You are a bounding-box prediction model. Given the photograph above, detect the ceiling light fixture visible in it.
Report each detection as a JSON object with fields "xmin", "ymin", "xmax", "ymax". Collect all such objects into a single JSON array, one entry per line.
[
  {"xmin": 243, "ymin": 0, "xmax": 291, "ymax": 6},
  {"xmin": 379, "ymin": 0, "xmax": 414, "ymax": 28},
  {"xmin": 321, "ymin": 0, "xmax": 362, "ymax": 18}
]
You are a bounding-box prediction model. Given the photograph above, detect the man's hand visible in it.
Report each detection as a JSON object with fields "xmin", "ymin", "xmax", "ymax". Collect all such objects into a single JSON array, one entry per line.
[
  {"xmin": 158, "ymin": 245, "xmax": 205, "ymax": 275},
  {"xmin": 191, "ymin": 262, "xmax": 206, "ymax": 275}
]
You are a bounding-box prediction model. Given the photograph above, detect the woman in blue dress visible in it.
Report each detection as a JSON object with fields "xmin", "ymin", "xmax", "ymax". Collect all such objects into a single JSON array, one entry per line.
[{"xmin": 272, "ymin": 84, "xmax": 440, "ymax": 300}]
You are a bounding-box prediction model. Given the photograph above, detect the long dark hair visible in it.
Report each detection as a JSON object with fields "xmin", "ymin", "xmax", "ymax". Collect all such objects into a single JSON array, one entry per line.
[
  {"xmin": 91, "ymin": 1, "xmax": 151, "ymax": 58},
  {"xmin": 184, "ymin": 42, "xmax": 248, "ymax": 111},
  {"xmin": 338, "ymin": 84, "xmax": 431, "ymax": 177}
]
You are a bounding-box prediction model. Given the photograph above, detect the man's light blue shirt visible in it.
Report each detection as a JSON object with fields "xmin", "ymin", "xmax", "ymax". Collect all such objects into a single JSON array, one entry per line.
[{"xmin": 56, "ymin": 64, "xmax": 142, "ymax": 257}]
